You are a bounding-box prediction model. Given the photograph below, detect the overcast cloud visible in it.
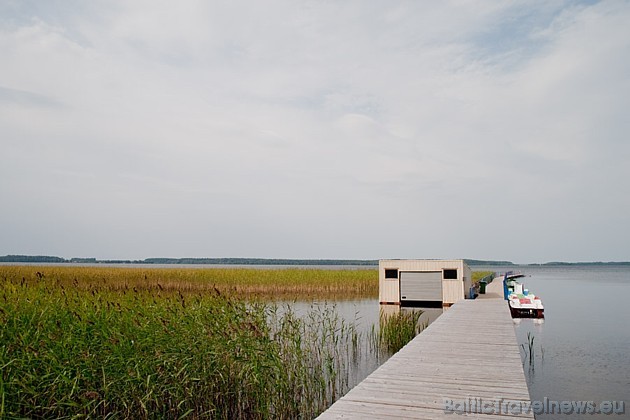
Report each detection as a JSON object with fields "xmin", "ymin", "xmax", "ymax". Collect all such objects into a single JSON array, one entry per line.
[{"xmin": 1, "ymin": 0, "xmax": 629, "ymax": 263}]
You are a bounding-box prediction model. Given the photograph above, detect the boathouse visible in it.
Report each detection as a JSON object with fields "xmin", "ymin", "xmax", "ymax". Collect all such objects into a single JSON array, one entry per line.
[{"xmin": 379, "ymin": 259, "xmax": 472, "ymax": 307}]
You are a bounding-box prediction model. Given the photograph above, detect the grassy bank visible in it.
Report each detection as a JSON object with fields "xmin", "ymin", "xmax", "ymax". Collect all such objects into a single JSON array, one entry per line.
[
  {"xmin": 472, "ymin": 271, "xmax": 494, "ymax": 285},
  {"xmin": 0, "ymin": 265, "xmax": 378, "ymax": 300}
]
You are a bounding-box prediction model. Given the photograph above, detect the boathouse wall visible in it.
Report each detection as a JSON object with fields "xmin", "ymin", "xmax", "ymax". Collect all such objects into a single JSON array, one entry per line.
[{"xmin": 379, "ymin": 259, "xmax": 472, "ymax": 306}]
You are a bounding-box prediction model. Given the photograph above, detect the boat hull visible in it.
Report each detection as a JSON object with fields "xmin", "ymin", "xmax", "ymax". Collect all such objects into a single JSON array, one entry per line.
[{"xmin": 508, "ymin": 303, "xmax": 544, "ymax": 319}]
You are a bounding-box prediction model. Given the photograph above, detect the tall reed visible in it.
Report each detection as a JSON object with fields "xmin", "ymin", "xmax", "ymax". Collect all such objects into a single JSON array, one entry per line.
[
  {"xmin": 0, "ymin": 272, "xmax": 414, "ymax": 418},
  {"xmin": 0, "ymin": 265, "xmax": 377, "ymax": 300},
  {"xmin": 370, "ymin": 309, "xmax": 425, "ymax": 354}
]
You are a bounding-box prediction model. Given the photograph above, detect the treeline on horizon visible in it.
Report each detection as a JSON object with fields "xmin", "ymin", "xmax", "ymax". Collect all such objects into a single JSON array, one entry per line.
[
  {"xmin": 1, "ymin": 255, "xmax": 629, "ymax": 266},
  {"xmin": 0, "ymin": 255, "xmax": 378, "ymax": 265}
]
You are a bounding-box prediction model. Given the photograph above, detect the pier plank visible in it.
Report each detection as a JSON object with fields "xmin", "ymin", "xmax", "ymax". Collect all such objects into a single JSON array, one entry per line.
[{"xmin": 317, "ymin": 297, "xmax": 534, "ymax": 419}]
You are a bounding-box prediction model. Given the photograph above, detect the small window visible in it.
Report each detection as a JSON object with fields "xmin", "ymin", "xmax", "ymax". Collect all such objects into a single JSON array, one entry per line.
[
  {"xmin": 385, "ymin": 269, "xmax": 398, "ymax": 279},
  {"xmin": 443, "ymin": 269, "xmax": 458, "ymax": 279}
]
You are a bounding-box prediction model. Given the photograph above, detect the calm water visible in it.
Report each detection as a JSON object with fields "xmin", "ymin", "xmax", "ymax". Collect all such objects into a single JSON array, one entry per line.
[{"xmin": 478, "ymin": 265, "xmax": 630, "ymax": 419}]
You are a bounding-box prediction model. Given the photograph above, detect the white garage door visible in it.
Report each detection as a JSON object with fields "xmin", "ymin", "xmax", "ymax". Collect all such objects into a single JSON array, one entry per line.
[{"xmin": 400, "ymin": 271, "xmax": 442, "ymax": 302}]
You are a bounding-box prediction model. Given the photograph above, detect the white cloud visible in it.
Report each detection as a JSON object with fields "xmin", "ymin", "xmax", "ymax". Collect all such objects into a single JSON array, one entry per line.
[{"xmin": 1, "ymin": 0, "xmax": 629, "ymax": 262}]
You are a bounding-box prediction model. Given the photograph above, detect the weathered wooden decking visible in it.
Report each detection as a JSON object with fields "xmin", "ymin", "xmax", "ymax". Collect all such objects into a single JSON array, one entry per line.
[{"xmin": 318, "ymin": 279, "xmax": 533, "ymax": 419}]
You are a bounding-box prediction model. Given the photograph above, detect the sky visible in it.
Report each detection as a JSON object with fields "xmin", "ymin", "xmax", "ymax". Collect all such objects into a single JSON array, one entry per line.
[{"xmin": 1, "ymin": 0, "xmax": 629, "ymax": 264}]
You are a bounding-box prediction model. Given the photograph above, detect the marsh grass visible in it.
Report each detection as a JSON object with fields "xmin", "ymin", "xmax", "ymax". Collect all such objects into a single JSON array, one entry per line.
[
  {"xmin": 472, "ymin": 271, "xmax": 494, "ymax": 285},
  {"xmin": 0, "ymin": 268, "xmax": 415, "ymax": 418},
  {"xmin": 520, "ymin": 332, "xmax": 536, "ymax": 366},
  {"xmin": 266, "ymin": 303, "xmax": 365, "ymax": 411},
  {"xmin": 371, "ymin": 309, "xmax": 426, "ymax": 354},
  {"xmin": 1, "ymin": 278, "xmax": 283, "ymax": 418},
  {"xmin": 0, "ymin": 265, "xmax": 377, "ymax": 300}
]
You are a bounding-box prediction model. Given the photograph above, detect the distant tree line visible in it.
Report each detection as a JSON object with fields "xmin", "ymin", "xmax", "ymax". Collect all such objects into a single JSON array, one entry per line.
[
  {"xmin": 0, "ymin": 255, "xmax": 66, "ymax": 263},
  {"xmin": 0, "ymin": 255, "xmax": 377, "ymax": 266},
  {"xmin": 464, "ymin": 259, "xmax": 515, "ymax": 266},
  {"xmin": 143, "ymin": 258, "xmax": 379, "ymax": 265},
  {"xmin": 527, "ymin": 261, "xmax": 630, "ymax": 266},
  {"xmin": 2, "ymin": 255, "xmax": 627, "ymax": 266}
]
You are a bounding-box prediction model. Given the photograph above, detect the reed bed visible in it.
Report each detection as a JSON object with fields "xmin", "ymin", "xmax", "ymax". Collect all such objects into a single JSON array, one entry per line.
[
  {"xmin": 0, "ymin": 268, "xmax": 416, "ymax": 419},
  {"xmin": 371, "ymin": 310, "xmax": 426, "ymax": 354},
  {"xmin": 472, "ymin": 271, "xmax": 494, "ymax": 285},
  {"xmin": 0, "ymin": 266, "xmax": 377, "ymax": 300}
]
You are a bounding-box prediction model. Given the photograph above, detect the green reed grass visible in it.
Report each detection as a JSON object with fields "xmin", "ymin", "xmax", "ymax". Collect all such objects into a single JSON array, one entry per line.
[
  {"xmin": 370, "ymin": 310, "xmax": 425, "ymax": 354},
  {"xmin": 1, "ymin": 279, "xmax": 281, "ymax": 418},
  {"xmin": 472, "ymin": 271, "xmax": 494, "ymax": 285},
  {"xmin": 0, "ymin": 266, "xmax": 377, "ymax": 300},
  {"xmin": 0, "ymin": 270, "xmax": 412, "ymax": 419}
]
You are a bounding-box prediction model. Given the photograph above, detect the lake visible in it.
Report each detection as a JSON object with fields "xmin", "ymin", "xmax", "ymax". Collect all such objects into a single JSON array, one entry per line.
[{"xmin": 493, "ymin": 265, "xmax": 630, "ymax": 419}]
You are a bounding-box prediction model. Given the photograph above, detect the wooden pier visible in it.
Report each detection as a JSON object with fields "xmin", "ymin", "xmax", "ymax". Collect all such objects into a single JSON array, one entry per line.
[{"xmin": 318, "ymin": 278, "xmax": 534, "ymax": 419}]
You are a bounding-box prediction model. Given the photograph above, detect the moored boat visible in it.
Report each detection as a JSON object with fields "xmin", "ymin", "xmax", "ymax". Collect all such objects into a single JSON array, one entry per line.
[{"xmin": 503, "ymin": 272, "xmax": 544, "ymax": 318}]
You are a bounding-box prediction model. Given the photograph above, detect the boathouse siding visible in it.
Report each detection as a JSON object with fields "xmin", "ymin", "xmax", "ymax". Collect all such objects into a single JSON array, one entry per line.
[{"xmin": 379, "ymin": 259, "xmax": 472, "ymax": 306}]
